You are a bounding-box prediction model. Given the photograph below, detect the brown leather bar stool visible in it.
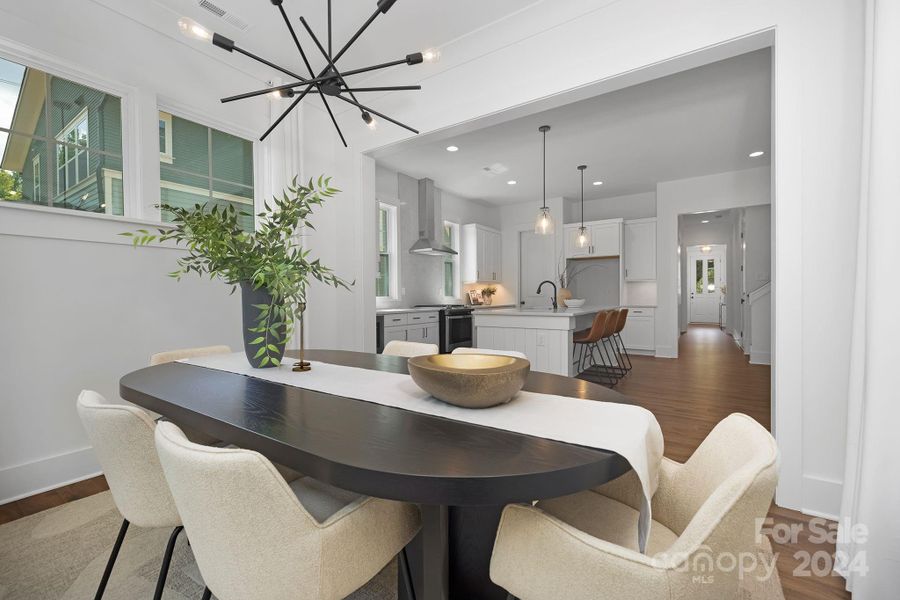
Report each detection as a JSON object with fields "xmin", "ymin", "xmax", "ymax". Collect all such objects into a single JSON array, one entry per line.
[
  {"xmin": 610, "ymin": 308, "xmax": 633, "ymax": 372},
  {"xmin": 594, "ymin": 308, "xmax": 628, "ymax": 381},
  {"xmin": 572, "ymin": 310, "xmax": 619, "ymax": 385}
]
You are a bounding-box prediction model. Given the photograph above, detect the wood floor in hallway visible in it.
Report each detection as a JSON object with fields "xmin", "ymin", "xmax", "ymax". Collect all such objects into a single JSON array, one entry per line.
[{"xmin": 586, "ymin": 324, "xmax": 851, "ymax": 600}]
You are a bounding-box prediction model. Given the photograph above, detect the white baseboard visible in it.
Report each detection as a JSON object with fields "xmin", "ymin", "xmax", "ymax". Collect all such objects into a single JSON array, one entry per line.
[
  {"xmin": 801, "ymin": 475, "xmax": 842, "ymax": 521},
  {"xmin": 0, "ymin": 447, "xmax": 100, "ymax": 505},
  {"xmin": 733, "ymin": 334, "xmax": 743, "ymax": 348},
  {"xmin": 655, "ymin": 344, "xmax": 677, "ymax": 358},
  {"xmin": 750, "ymin": 350, "xmax": 771, "ymax": 365}
]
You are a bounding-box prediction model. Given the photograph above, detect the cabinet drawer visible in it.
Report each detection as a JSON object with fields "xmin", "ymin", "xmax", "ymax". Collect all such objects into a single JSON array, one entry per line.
[
  {"xmin": 409, "ymin": 311, "xmax": 439, "ymax": 324},
  {"xmin": 383, "ymin": 313, "xmax": 409, "ymax": 326},
  {"xmin": 627, "ymin": 307, "xmax": 655, "ymax": 317}
]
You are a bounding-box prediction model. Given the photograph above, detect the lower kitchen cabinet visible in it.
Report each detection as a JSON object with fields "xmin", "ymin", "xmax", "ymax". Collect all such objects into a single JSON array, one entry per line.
[
  {"xmin": 620, "ymin": 307, "xmax": 655, "ymax": 351},
  {"xmin": 407, "ymin": 323, "xmax": 439, "ymax": 344}
]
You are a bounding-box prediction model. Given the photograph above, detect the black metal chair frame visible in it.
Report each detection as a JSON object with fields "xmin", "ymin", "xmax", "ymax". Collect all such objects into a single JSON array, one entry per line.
[{"xmin": 93, "ymin": 519, "xmax": 184, "ymax": 600}]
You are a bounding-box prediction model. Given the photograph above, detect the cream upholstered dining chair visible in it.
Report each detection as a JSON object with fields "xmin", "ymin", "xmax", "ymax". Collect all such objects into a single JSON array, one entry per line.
[
  {"xmin": 76, "ymin": 390, "xmax": 190, "ymax": 600},
  {"xmin": 149, "ymin": 344, "xmax": 231, "ymax": 366},
  {"xmin": 383, "ymin": 339, "xmax": 439, "ymax": 357},
  {"xmin": 491, "ymin": 413, "xmax": 783, "ymax": 600},
  {"xmin": 154, "ymin": 421, "xmax": 421, "ymax": 600},
  {"xmin": 452, "ymin": 347, "xmax": 529, "ymax": 360}
]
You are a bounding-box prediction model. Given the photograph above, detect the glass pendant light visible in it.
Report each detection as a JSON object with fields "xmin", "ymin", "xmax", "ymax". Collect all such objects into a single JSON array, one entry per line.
[
  {"xmin": 576, "ymin": 164, "xmax": 589, "ymax": 247},
  {"xmin": 534, "ymin": 125, "xmax": 554, "ymax": 235}
]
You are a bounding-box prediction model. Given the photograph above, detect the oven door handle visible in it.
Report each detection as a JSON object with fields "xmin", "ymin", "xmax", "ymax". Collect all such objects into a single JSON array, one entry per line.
[{"xmin": 445, "ymin": 315, "xmax": 472, "ymax": 321}]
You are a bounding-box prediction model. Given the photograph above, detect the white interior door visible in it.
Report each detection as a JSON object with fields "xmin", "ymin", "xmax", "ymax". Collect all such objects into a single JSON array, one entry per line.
[
  {"xmin": 687, "ymin": 247, "xmax": 726, "ymax": 323},
  {"xmin": 519, "ymin": 230, "xmax": 556, "ymax": 308}
]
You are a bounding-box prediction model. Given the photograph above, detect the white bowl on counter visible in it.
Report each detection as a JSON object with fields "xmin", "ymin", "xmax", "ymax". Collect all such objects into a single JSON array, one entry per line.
[{"xmin": 564, "ymin": 298, "xmax": 586, "ymax": 308}]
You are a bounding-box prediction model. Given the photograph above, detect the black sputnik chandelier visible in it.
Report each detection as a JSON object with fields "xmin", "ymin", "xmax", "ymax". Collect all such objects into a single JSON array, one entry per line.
[{"xmin": 181, "ymin": 0, "xmax": 434, "ymax": 146}]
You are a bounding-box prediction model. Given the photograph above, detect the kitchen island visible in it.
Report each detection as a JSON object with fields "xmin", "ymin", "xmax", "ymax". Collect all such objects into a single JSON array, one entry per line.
[{"xmin": 472, "ymin": 306, "xmax": 613, "ymax": 376}]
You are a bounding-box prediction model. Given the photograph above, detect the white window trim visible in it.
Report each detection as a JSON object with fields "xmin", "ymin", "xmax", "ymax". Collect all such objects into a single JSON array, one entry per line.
[
  {"xmin": 158, "ymin": 111, "xmax": 173, "ymax": 164},
  {"xmin": 55, "ymin": 107, "xmax": 89, "ymax": 196},
  {"xmin": 31, "ymin": 153, "xmax": 41, "ymax": 201},
  {"xmin": 443, "ymin": 220, "xmax": 460, "ymax": 300},
  {"xmin": 377, "ymin": 202, "xmax": 399, "ymax": 300}
]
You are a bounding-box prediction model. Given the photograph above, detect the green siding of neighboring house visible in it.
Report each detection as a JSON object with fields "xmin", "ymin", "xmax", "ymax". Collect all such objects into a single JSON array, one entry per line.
[{"xmin": 5, "ymin": 66, "xmax": 254, "ymax": 230}]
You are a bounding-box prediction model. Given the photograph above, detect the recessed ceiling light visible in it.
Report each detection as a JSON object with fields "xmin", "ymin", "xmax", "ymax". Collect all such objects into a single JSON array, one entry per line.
[
  {"xmin": 592, "ymin": 181, "xmax": 603, "ymax": 186},
  {"xmin": 507, "ymin": 180, "xmax": 517, "ymax": 185},
  {"xmin": 701, "ymin": 220, "xmax": 710, "ymax": 224},
  {"xmin": 446, "ymin": 145, "xmax": 459, "ymax": 152},
  {"xmin": 749, "ymin": 151, "xmax": 765, "ymax": 158}
]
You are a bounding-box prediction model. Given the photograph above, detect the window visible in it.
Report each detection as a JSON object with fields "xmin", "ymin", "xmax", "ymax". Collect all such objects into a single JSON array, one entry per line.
[
  {"xmin": 443, "ymin": 221, "xmax": 459, "ymax": 298},
  {"xmin": 158, "ymin": 111, "xmax": 255, "ymax": 232},
  {"xmin": 158, "ymin": 112, "xmax": 173, "ymax": 164},
  {"xmin": 377, "ymin": 202, "xmax": 398, "ymax": 298},
  {"xmin": 56, "ymin": 108, "xmax": 89, "ymax": 194},
  {"xmin": 0, "ymin": 55, "xmax": 124, "ymax": 214},
  {"xmin": 31, "ymin": 154, "xmax": 40, "ymax": 201}
]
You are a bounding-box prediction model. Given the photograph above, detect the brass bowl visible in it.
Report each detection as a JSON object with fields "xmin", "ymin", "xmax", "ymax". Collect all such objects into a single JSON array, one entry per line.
[{"xmin": 407, "ymin": 354, "xmax": 530, "ymax": 408}]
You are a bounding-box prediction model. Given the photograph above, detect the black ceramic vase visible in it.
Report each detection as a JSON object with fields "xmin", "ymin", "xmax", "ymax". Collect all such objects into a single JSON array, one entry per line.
[{"xmin": 240, "ymin": 281, "xmax": 288, "ymax": 368}]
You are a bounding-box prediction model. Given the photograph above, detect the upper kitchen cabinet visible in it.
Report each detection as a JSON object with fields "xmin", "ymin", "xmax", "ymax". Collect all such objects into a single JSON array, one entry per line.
[
  {"xmin": 563, "ymin": 219, "xmax": 622, "ymax": 259},
  {"xmin": 462, "ymin": 224, "xmax": 502, "ymax": 283},
  {"xmin": 624, "ymin": 218, "xmax": 657, "ymax": 281}
]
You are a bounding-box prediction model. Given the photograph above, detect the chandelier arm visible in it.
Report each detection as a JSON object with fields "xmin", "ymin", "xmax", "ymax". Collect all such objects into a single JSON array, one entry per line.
[
  {"xmin": 328, "ymin": 0, "xmax": 332, "ymax": 57},
  {"xmin": 232, "ymin": 45, "xmax": 309, "ymax": 84},
  {"xmin": 319, "ymin": 94, "xmax": 348, "ymax": 147},
  {"xmin": 340, "ymin": 85, "xmax": 422, "ymax": 92},
  {"xmin": 298, "ymin": 16, "xmax": 366, "ymax": 114},
  {"xmin": 333, "ymin": 94, "xmax": 419, "ymax": 134},
  {"xmin": 220, "ymin": 57, "xmax": 410, "ymax": 104},
  {"xmin": 333, "ymin": 7, "xmax": 381, "ymax": 64},
  {"xmin": 259, "ymin": 86, "xmax": 314, "ymax": 141},
  {"xmin": 276, "ymin": 4, "xmax": 316, "ymax": 77}
]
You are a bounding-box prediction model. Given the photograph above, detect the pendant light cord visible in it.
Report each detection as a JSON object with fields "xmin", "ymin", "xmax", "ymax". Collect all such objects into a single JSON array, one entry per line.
[
  {"xmin": 581, "ymin": 167, "xmax": 584, "ymax": 226},
  {"xmin": 542, "ymin": 128, "xmax": 547, "ymax": 210}
]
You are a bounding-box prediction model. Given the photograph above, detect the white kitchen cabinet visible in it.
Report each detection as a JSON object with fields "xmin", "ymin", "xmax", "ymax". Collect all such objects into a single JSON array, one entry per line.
[
  {"xmin": 462, "ymin": 224, "xmax": 502, "ymax": 283},
  {"xmin": 408, "ymin": 323, "xmax": 440, "ymax": 344},
  {"xmin": 563, "ymin": 219, "xmax": 622, "ymax": 259},
  {"xmin": 619, "ymin": 307, "xmax": 655, "ymax": 351},
  {"xmin": 624, "ymin": 218, "xmax": 656, "ymax": 281},
  {"xmin": 383, "ymin": 326, "xmax": 408, "ymax": 344}
]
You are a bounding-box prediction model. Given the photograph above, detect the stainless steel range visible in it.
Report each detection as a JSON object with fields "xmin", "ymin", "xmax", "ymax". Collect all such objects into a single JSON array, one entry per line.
[{"xmin": 414, "ymin": 304, "xmax": 473, "ymax": 353}]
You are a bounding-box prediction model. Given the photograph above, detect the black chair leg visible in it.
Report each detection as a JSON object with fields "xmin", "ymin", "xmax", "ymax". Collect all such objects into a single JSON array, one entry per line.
[
  {"xmin": 94, "ymin": 518, "xmax": 129, "ymax": 600},
  {"xmin": 399, "ymin": 546, "xmax": 417, "ymax": 600},
  {"xmin": 152, "ymin": 525, "xmax": 184, "ymax": 600},
  {"xmin": 201, "ymin": 587, "xmax": 212, "ymax": 600},
  {"xmin": 616, "ymin": 332, "xmax": 633, "ymax": 370}
]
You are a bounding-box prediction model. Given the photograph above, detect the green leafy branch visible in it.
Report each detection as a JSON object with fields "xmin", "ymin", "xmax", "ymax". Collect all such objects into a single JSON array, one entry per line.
[{"xmin": 122, "ymin": 175, "xmax": 353, "ymax": 366}]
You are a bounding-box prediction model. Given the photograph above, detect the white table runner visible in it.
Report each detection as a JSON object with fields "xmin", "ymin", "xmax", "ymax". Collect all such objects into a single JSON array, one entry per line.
[{"xmin": 180, "ymin": 352, "xmax": 664, "ymax": 552}]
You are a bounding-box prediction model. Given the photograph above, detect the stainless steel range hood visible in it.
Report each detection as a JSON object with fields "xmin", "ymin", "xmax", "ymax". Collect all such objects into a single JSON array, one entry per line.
[{"xmin": 409, "ymin": 178, "xmax": 457, "ymax": 256}]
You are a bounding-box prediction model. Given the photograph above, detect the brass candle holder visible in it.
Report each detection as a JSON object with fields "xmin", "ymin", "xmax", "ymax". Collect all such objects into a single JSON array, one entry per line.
[{"xmin": 292, "ymin": 306, "xmax": 311, "ymax": 372}]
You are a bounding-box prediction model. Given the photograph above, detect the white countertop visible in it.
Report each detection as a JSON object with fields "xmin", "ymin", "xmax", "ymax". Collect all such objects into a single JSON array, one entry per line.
[
  {"xmin": 472, "ymin": 305, "xmax": 614, "ymax": 318},
  {"xmin": 376, "ymin": 307, "xmax": 443, "ymax": 315}
]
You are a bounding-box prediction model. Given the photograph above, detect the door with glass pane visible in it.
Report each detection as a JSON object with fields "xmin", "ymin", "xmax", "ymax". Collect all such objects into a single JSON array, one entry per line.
[{"xmin": 687, "ymin": 246, "xmax": 726, "ymax": 324}]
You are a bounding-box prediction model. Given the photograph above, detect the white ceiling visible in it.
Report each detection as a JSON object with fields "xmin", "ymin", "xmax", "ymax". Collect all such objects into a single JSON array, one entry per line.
[
  {"xmin": 140, "ymin": 0, "xmax": 529, "ymax": 79},
  {"xmin": 372, "ymin": 49, "xmax": 772, "ymax": 205}
]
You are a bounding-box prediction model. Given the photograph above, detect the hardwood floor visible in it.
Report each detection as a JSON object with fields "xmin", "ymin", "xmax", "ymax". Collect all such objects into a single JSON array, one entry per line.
[
  {"xmin": 585, "ymin": 324, "xmax": 851, "ymax": 600},
  {"xmin": 0, "ymin": 475, "xmax": 108, "ymax": 526},
  {"xmin": 1, "ymin": 327, "xmax": 850, "ymax": 598}
]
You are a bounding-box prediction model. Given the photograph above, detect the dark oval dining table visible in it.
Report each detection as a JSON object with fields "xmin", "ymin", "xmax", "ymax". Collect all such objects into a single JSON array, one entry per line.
[{"xmin": 120, "ymin": 349, "xmax": 633, "ymax": 600}]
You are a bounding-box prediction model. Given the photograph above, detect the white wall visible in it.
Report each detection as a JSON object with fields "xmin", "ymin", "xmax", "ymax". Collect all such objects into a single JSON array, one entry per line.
[
  {"xmin": 564, "ymin": 191, "xmax": 657, "ymax": 223},
  {"xmin": 0, "ymin": 2, "xmax": 277, "ymax": 502}
]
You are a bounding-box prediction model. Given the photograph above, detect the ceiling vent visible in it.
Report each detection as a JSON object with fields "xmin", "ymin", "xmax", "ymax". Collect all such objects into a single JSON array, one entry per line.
[
  {"xmin": 481, "ymin": 163, "xmax": 509, "ymax": 176},
  {"xmin": 197, "ymin": 0, "xmax": 250, "ymax": 31}
]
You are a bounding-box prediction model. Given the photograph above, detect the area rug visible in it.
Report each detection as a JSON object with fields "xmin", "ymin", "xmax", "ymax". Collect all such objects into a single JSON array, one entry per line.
[{"xmin": 0, "ymin": 491, "xmax": 396, "ymax": 600}]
